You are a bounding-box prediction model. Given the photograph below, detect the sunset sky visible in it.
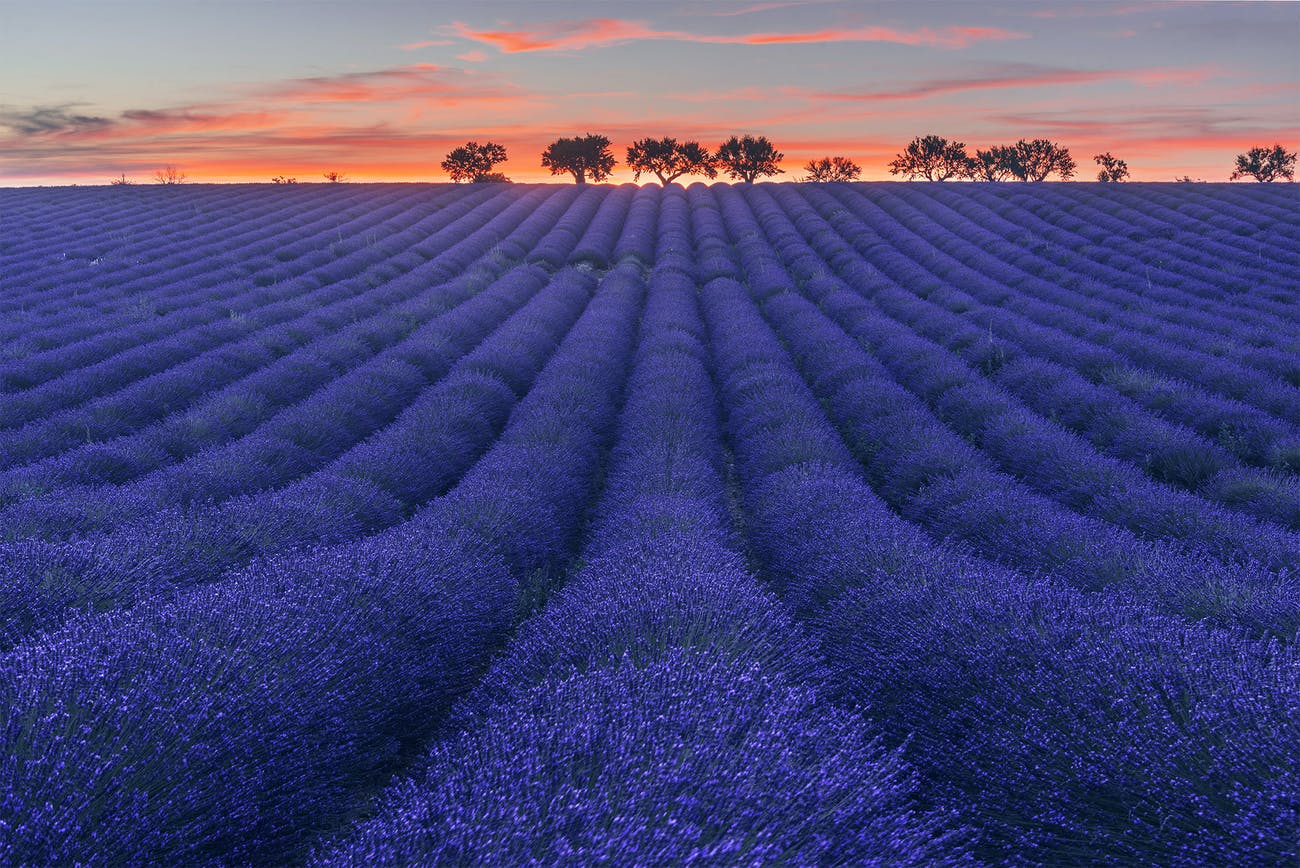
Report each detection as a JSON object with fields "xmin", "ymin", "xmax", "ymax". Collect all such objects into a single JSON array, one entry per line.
[{"xmin": 1, "ymin": 0, "xmax": 1297, "ymax": 185}]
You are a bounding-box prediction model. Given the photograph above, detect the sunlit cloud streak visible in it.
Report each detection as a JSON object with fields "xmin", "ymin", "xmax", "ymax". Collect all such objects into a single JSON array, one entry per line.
[
  {"xmin": 708, "ymin": 2, "xmax": 826, "ymax": 16},
  {"xmin": 1027, "ymin": 2, "xmax": 1187, "ymax": 19},
  {"xmin": 259, "ymin": 64, "xmax": 527, "ymax": 105},
  {"xmin": 813, "ymin": 63, "xmax": 1221, "ymax": 102},
  {"xmin": 444, "ymin": 18, "xmax": 1027, "ymax": 53}
]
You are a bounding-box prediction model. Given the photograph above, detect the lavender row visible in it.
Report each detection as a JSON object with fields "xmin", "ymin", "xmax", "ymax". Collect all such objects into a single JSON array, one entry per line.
[
  {"xmin": 902, "ymin": 185, "xmax": 1297, "ymax": 357},
  {"xmin": 0, "ymin": 185, "xmax": 584, "ymax": 540},
  {"xmin": 854, "ymin": 185, "xmax": 1300, "ymax": 402},
  {"xmin": 793, "ymin": 185, "xmax": 1300, "ymax": 473},
  {"xmin": 725, "ymin": 185, "xmax": 1300, "ymax": 575},
  {"xmin": 926, "ymin": 185, "xmax": 1300, "ymax": 360},
  {"xmin": 317, "ymin": 265, "xmax": 964, "ymax": 866},
  {"xmin": 783, "ymin": 275, "xmax": 1296, "ymax": 632},
  {"xmin": 0, "ymin": 184, "xmax": 509, "ymax": 417},
  {"xmin": 0, "ymin": 186, "xmax": 545, "ymax": 483},
  {"xmin": 827, "ymin": 185, "xmax": 1300, "ymax": 423},
  {"xmin": 0, "ymin": 184, "xmax": 283, "ymax": 314},
  {"xmin": 0, "ymin": 184, "xmax": 456, "ymax": 399},
  {"xmin": 525, "ymin": 183, "xmax": 624, "ymax": 271},
  {"xmin": 961, "ymin": 183, "xmax": 1300, "ymax": 315},
  {"xmin": 767, "ymin": 186, "xmax": 1300, "ymax": 526},
  {"xmin": 0, "ymin": 185, "xmax": 444, "ymax": 364},
  {"xmin": 696, "ymin": 269, "xmax": 1298, "ymax": 865},
  {"xmin": 1, "ymin": 185, "xmax": 437, "ymax": 315},
  {"xmin": 0, "ymin": 187, "xmax": 573, "ymax": 506},
  {"xmin": 0, "ymin": 261, "xmax": 591, "ymax": 648},
  {"xmin": 0, "ymin": 263, "xmax": 473, "ymax": 503},
  {"xmin": 0, "ymin": 257, "xmax": 645, "ymax": 866},
  {"xmin": 697, "ymin": 186, "xmax": 1296, "ymax": 634},
  {"xmin": 1065, "ymin": 184, "xmax": 1300, "ymax": 299},
  {"xmin": 0, "ymin": 185, "xmax": 632, "ymax": 638}
]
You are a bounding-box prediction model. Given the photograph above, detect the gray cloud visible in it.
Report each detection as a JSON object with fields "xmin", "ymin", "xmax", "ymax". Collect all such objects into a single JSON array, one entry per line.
[{"xmin": 0, "ymin": 105, "xmax": 111, "ymax": 136}]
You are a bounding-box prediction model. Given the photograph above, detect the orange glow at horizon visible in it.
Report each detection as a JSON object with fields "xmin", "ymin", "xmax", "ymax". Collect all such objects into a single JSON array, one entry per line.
[{"xmin": 4, "ymin": 5, "xmax": 1295, "ymax": 188}]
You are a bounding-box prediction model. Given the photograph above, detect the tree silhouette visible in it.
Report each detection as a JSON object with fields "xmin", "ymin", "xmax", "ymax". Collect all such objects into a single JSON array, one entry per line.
[
  {"xmin": 625, "ymin": 137, "xmax": 717, "ymax": 185},
  {"xmin": 1008, "ymin": 139, "xmax": 1076, "ymax": 181},
  {"xmin": 971, "ymin": 146, "xmax": 1016, "ymax": 181},
  {"xmin": 803, "ymin": 156, "xmax": 861, "ymax": 182},
  {"xmin": 715, "ymin": 135, "xmax": 784, "ymax": 184},
  {"xmin": 154, "ymin": 166, "xmax": 185, "ymax": 185},
  {"xmin": 1230, "ymin": 145, "xmax": 1296, "ymax": 182},
  {"xmin": 322, "ymin": 171, "xmax": 347, "ymax": 183},
  {"xmin": 442, "ymin": 141, "xmax": 508, "ymax": 183},
  {"xmin": 888, "ymin": 135, "xmax": 971, "ymax": 181},
  {"xmin": 1094, "ymin": 153, "xmax": 1130, "ymax": 182},
  {"xmin": 541, "ymin": 134, "xmax": 616, "ymax": 184}
]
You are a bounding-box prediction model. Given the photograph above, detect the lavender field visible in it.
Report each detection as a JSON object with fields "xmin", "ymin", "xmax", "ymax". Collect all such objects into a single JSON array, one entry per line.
[{"xmin": 0, "ymin": 181, "xmax": 1297, "ymax": 865}]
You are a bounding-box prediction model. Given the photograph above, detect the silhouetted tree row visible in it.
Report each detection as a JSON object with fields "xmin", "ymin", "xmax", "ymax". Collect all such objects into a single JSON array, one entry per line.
[
  {"xmin": 438, "ymin": 134, "xmax": 788, "ymax": 186},
  {"xmin": 107, "ymin": 140, "xmax": 1297, "ymax": 187},
  {"xmin": 888, "ymin": 136, "xmax": 1078, "ymax": 182},
  {"xmin": 445, "ymin": 134, "xmax": 1287, "ymax": 184},
  {"xmin": 540, "ymin": 134, "xmax": 788, "ymax": 185}
]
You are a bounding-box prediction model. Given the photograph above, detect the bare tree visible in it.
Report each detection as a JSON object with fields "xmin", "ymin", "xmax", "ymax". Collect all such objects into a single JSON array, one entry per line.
[
  {"xmin": 715, "ymin": 135, "xmax": 784, "ymax": 184},
  {"xmin": 541, "ymin": 134, "xmax": 615, "ymax": 184},
  {"xmin": 1230, "ymin": 145, "xmax": 1296, "ymax": 182},
  {"xmin": 322, "ymin": 171, "xmax": 347, "ymax": 183},
  {"xmin": 442, "ymin": 141, "xmax": 509, "ymax": 183},
  {"xmin": 1094, "ymin": 153, "xmax": 1130, "ymax": 182},
  {"xmin": 626, "ymin": 137, "xmax": 717, "ymax": 185},
  {"xmin": 888, "ymin": 135, "xmax": 971, "ymax": 181},
  {"xmin": 109, "ymin": 174, "xmax": 132, "ymax": 186},
  {"xmin": 1008, "ymin": 139, "xmax": 1076, "ymax": 181},
  {"xmin": 803, "ymin": 156, "xmax": 861, "ymax": 182},
  {"xmin": 154, "ymin": 166, "xmax": 185, "ymax": 185}
]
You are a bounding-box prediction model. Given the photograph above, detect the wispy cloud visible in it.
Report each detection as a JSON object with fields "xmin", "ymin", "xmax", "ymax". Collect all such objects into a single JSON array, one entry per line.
[
  {"xmin": 261, "ymin": 64, "xmax": 525, "ymax": 105},
  {"xmin": 445, "ymin": 18, "xmax": 1027, "ymax": 53},
  {"xmin": 1027, "ymin": 2, "xmax": 1178, "ymax": 19},
  {"xmin": 0, "ymin": 104, "xmax": 111, "ymax": 136},
  {"xmin": 813, "ymin": 63, "xmax": 1219, "ymax": 102},
  {"xmin": 708, "ymin": 1, "xmax": 836, "ymax": 16},
  {"xmin": 0, "ymin": 64, "xmax": 541, "ymax": 182},
  {"xmin": 399, "ymin": 38, "xmax": 453, "ymax": 51}
]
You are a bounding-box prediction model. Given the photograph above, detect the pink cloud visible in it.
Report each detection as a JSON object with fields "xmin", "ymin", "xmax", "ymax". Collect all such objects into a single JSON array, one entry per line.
[
  {"xmin": 447, "ymin": 18, "xmax": 1027, "ymax": 53},
  {"xmin": 456, "ymin": 50, "xmax": 489, "ymax": 63},
  {"xmin": 262, "ymin": 64, "xmax": 525, "ymax": 106},
  {"xmin": 400, "ymin": 38, "xmax": 454, "ymax": 50}
]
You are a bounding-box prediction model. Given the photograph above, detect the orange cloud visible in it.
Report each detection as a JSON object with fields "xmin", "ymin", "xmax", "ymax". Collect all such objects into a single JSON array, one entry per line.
[{"xmin": 446, "ymin": 18, "xmax": 1027, "ymax": 53}]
